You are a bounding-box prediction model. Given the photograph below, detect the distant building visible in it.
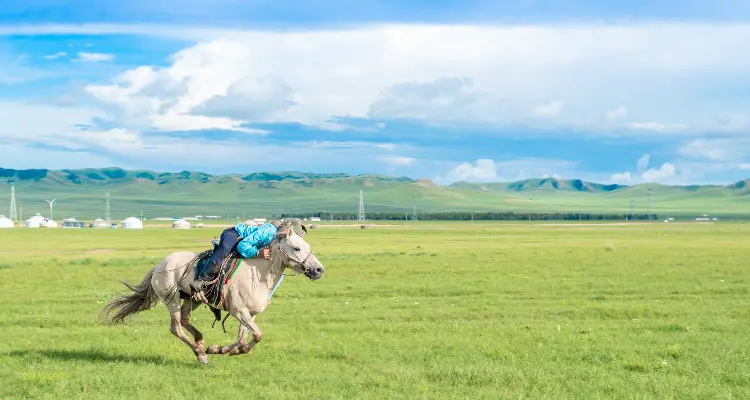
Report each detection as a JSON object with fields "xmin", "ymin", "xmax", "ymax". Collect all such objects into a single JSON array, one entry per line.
[
  {"xmin": 62, "ymin": 218, "xmax": 86, "ymax": 229},
  {"xmin": 40, "ymin": 218, "xmax": 58, "ymax": 228},
  {"xmin": 173, "ymin": 219, "xmax": 191, "ymax": 229},
  {"xmin": 25, "ymin": 213, "xmax": 45, "ymax": 228},
  {"xmin": 122, "ymin": 217, "xmax": 143, "ymax": 229},
  {"xmin": 0, "ymin": 215, "xmax": 13, "ymax": 228},
  {"xmin": 92, "ymin": 218, "xmax": 109, "ymax": 228}
]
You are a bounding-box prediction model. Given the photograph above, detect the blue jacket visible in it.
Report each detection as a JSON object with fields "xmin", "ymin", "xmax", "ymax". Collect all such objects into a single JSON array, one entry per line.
[{"xmin": 234, "ymin": 222, "xmax": 278, "ymax": 258}]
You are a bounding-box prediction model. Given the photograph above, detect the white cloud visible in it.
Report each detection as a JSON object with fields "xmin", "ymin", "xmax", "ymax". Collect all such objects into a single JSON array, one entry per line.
[
  {"xmin": 75, "ymin": 52, "xmax": 115, "ymax": 63},
  {"xmin": 678, "ymin": 138, "xmax": 750, "ymax": 162},
  {"xmin": 641, "ymin": 163, "xmax": 677, "ymax": 182},
  {"xmin": 379, "ymin": 156, "xmax": 416, "ymax": 166},
  {"xmin": 610, "ymin": 171, "xmax": 633, "ymax": 184},
  {"xmin": 44, "ymin": 52, "xmax": 67, "ymax": 60},
  {"xmin": 80, "ymin": 23, "xmax": 750, "ymax": 133},
  {"xmin": 628, "ymin": 122, "xmax": 687, "ymax": 132},
  {"xmin": 611, "ymin": 154, "xmax": 679, "ymax": 184},
  {"xmin": 636, "ymin": 154, "xmax": 650, "ymax": 172},
  {"xmin": 193, "ymin": 75, "xmax": 295, "ymax": 121},
  {"xmin": 605, "ymin": 106, "xmax": 628, "ymax": 124},
  {"xmin": 375, "ymin": 143, "xmax": 396, "ymax": 151},
  {"xmin": 434, "ymin": 157, "xmax": 578, "ymax": 184},
  {"xmin": 436, "ymin": 159, "xmax": 499, "ymax": 184},
  {"xmin": 533, "ymin": 101, "xmax": 564, "ymax": 118}
]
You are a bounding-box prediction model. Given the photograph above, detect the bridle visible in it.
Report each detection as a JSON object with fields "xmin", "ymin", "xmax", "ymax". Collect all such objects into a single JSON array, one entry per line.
[{"xmin": 270, "ymin": 237, "xmax": 315, "ymax": 278}]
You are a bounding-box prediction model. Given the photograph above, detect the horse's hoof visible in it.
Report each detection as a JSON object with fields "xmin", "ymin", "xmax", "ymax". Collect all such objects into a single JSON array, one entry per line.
[
  {"xmin": 197, "ymin": 354, "xmax": 208, "ymax": 364},
  {"xmin": 206, "ymin": 345, "xmax": 220, "ymax": 354}
]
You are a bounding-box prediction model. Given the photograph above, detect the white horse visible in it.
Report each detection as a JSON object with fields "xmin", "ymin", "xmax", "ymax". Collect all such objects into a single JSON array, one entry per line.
[{"xmin": 102, "ymin": 222, "xmax": 325, "ymax": 364}]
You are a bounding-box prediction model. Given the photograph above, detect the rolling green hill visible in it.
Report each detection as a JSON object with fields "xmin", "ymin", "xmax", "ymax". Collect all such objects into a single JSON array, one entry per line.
[{"xmin": 0, "ymin": 167, "xmax": 747, "ymax": 220}]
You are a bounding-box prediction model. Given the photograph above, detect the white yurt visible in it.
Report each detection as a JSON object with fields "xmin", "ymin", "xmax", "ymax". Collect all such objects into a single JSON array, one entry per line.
[
  {"xmin": 122, "ymin": 217, "xmax": 143, "ymax": 229},
  {"xmin": 0, "ymin": 215, "xmax": 13, "ymax": 228},
  {"xmin": 243, "ymin": 219, "xmax": 259, "ymax": 227},
  {"xmin": 25, "ymin": 213, "xmax": 45, "ymax": 228},
  {"xmin": 172, "ymin": 219, "xmax": 191, "ymax": 229},
  {"xmin": 40, "ymin": 218, "xmax": 58, "ymax": 228},
  {"xmin": 92, "ymin": 218, "xmax": 109, "ymax": 228}
]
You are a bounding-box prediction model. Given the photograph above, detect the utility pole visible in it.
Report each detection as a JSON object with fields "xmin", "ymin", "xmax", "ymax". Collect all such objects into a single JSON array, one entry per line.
[
  {"xmin": 9, "ymin": 184, "xmax": 17, "ymax": 222},
  {"xmin": 647, "ymin": 189, "xmax": 653, "ymax": 222},
  {"xmin": 357, "ymin": 190, "xmax": 365, "ymax": 222}
]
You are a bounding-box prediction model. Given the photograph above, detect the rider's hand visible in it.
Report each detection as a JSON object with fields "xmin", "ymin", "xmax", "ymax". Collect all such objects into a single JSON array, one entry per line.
[{"xmin": 259, "ymin": 247, "xmax": 271, "ymax": 260}]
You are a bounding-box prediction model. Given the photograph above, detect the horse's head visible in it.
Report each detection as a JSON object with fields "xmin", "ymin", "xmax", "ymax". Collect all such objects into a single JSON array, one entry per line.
[{"xmin": 274, "ymin": 223, "xmax": 325, "ymax": 280}]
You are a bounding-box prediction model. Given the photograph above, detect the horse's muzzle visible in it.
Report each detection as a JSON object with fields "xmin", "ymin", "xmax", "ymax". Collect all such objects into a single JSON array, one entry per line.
[{"xmin": 306, "ymin": 263, "xmax": 325, "ymax": 280}]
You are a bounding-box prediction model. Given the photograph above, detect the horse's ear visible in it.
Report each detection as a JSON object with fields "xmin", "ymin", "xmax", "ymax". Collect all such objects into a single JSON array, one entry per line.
[{"xmin": 275, "ymin": 225, "xmax": 291, "ymax": 238}]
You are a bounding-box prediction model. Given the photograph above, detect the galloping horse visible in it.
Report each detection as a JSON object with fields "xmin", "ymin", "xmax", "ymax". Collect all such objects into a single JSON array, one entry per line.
[{"xmin": 101, "ymin": 222, "xmax": 325, "ymax": 364}]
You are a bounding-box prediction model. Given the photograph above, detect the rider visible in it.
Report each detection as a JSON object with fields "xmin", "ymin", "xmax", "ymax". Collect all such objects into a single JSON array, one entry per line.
[{"xmin": 190, "ymin": 219, "xmax": 308, "ymax": 294}]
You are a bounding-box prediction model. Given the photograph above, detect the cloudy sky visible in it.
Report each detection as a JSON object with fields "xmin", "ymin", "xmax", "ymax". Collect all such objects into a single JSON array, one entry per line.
[{"xmin": 2, "ymin": 1, "xmax": 750, "ymax": 185}]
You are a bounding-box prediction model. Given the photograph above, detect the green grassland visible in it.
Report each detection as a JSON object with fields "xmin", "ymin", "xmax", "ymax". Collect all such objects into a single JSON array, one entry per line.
[
  {"xmin": 0, "ymin": 222, "xmax": 748, "ymax": 399},
  {"xmin": 0, "ymin": 167, "xmax": 749, "ymax": 220}
]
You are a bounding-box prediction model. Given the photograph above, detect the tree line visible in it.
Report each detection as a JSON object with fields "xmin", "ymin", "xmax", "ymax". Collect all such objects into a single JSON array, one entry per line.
[{"xmin": 278, "ymin": 211, "xmax": 658, "ymax": 221}]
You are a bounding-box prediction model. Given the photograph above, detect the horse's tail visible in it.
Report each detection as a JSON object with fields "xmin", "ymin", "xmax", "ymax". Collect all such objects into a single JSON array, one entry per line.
[{"xmin": 101, "ymin": 268, "xmax": 159, "ymax": 325}]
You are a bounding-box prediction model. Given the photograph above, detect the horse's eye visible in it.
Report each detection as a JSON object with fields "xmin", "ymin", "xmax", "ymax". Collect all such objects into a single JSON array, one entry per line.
[{"xmin": 293, "ymin": 247, "xmax": 301, "ymax": 252}]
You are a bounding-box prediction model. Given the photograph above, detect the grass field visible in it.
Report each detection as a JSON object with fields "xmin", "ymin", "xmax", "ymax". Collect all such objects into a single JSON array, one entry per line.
[{"xmin": 0, "ymin": 222, "xmax": 749, "ymax": 399}]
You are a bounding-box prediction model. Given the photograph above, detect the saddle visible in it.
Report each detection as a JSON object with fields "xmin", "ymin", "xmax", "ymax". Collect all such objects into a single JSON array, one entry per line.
[
  {"xmin": 193, "ymin": 248, "xmax": 243, "ymax": 307},
  {"xmin": 180, "ymin": 243, "xmax": 245, "ymax": 327}
]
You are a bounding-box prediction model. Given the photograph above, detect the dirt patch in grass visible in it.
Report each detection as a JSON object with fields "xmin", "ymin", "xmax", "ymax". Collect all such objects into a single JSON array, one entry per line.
[{"xmin": 88, "ymin": 249, "xmax": 114, "ymax": 254}]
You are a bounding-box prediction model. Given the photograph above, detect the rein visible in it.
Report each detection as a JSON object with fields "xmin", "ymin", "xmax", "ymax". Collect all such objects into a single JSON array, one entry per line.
[{"xmin": 265, "ymin": 238, "xmax": 314, "ymax": 304}]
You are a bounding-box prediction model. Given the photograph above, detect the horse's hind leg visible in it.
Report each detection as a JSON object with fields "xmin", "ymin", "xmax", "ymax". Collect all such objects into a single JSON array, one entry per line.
[
  {"xmin": 166, "ymin": 300, "xmax": 208, "ymax": 364},
  {"xmin": 180, "ymin": 299, "xmax": 204, "ymax": 348}
]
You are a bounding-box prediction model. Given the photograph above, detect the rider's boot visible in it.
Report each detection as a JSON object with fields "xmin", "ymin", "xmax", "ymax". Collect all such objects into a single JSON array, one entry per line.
[{"xmin": 190, "ymin": 260, "xmax": 221, "ymax": 294}]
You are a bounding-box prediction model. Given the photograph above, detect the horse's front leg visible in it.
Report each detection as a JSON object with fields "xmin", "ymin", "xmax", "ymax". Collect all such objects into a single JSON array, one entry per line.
[
  {"xmin": 205, "ymin": 308, "xmax": 261, "ymax": 356},
  {"xmin": 206, "ymin": 319, "xmax": 248, "ymax": 355},
  {"xmin": 232, "ymin": 308, "xmax": 262, "ymax": 355}
]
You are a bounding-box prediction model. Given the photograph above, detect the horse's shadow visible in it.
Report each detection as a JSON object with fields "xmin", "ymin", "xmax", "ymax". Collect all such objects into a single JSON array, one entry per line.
[{"xmin": 5, "ymin": 349, "xmax": 197, "ymax": 367}]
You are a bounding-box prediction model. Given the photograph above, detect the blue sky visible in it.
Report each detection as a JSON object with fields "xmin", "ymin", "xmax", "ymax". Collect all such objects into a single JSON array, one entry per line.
[{"xmin": 2, "ymin": 1, "xmax": 750, "ymax": 185}]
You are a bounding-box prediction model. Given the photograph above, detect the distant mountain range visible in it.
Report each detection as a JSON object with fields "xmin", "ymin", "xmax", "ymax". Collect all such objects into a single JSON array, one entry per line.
[{"xmin": 0, "ymin": 167, "xmax": 747, "ymax": 219}]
